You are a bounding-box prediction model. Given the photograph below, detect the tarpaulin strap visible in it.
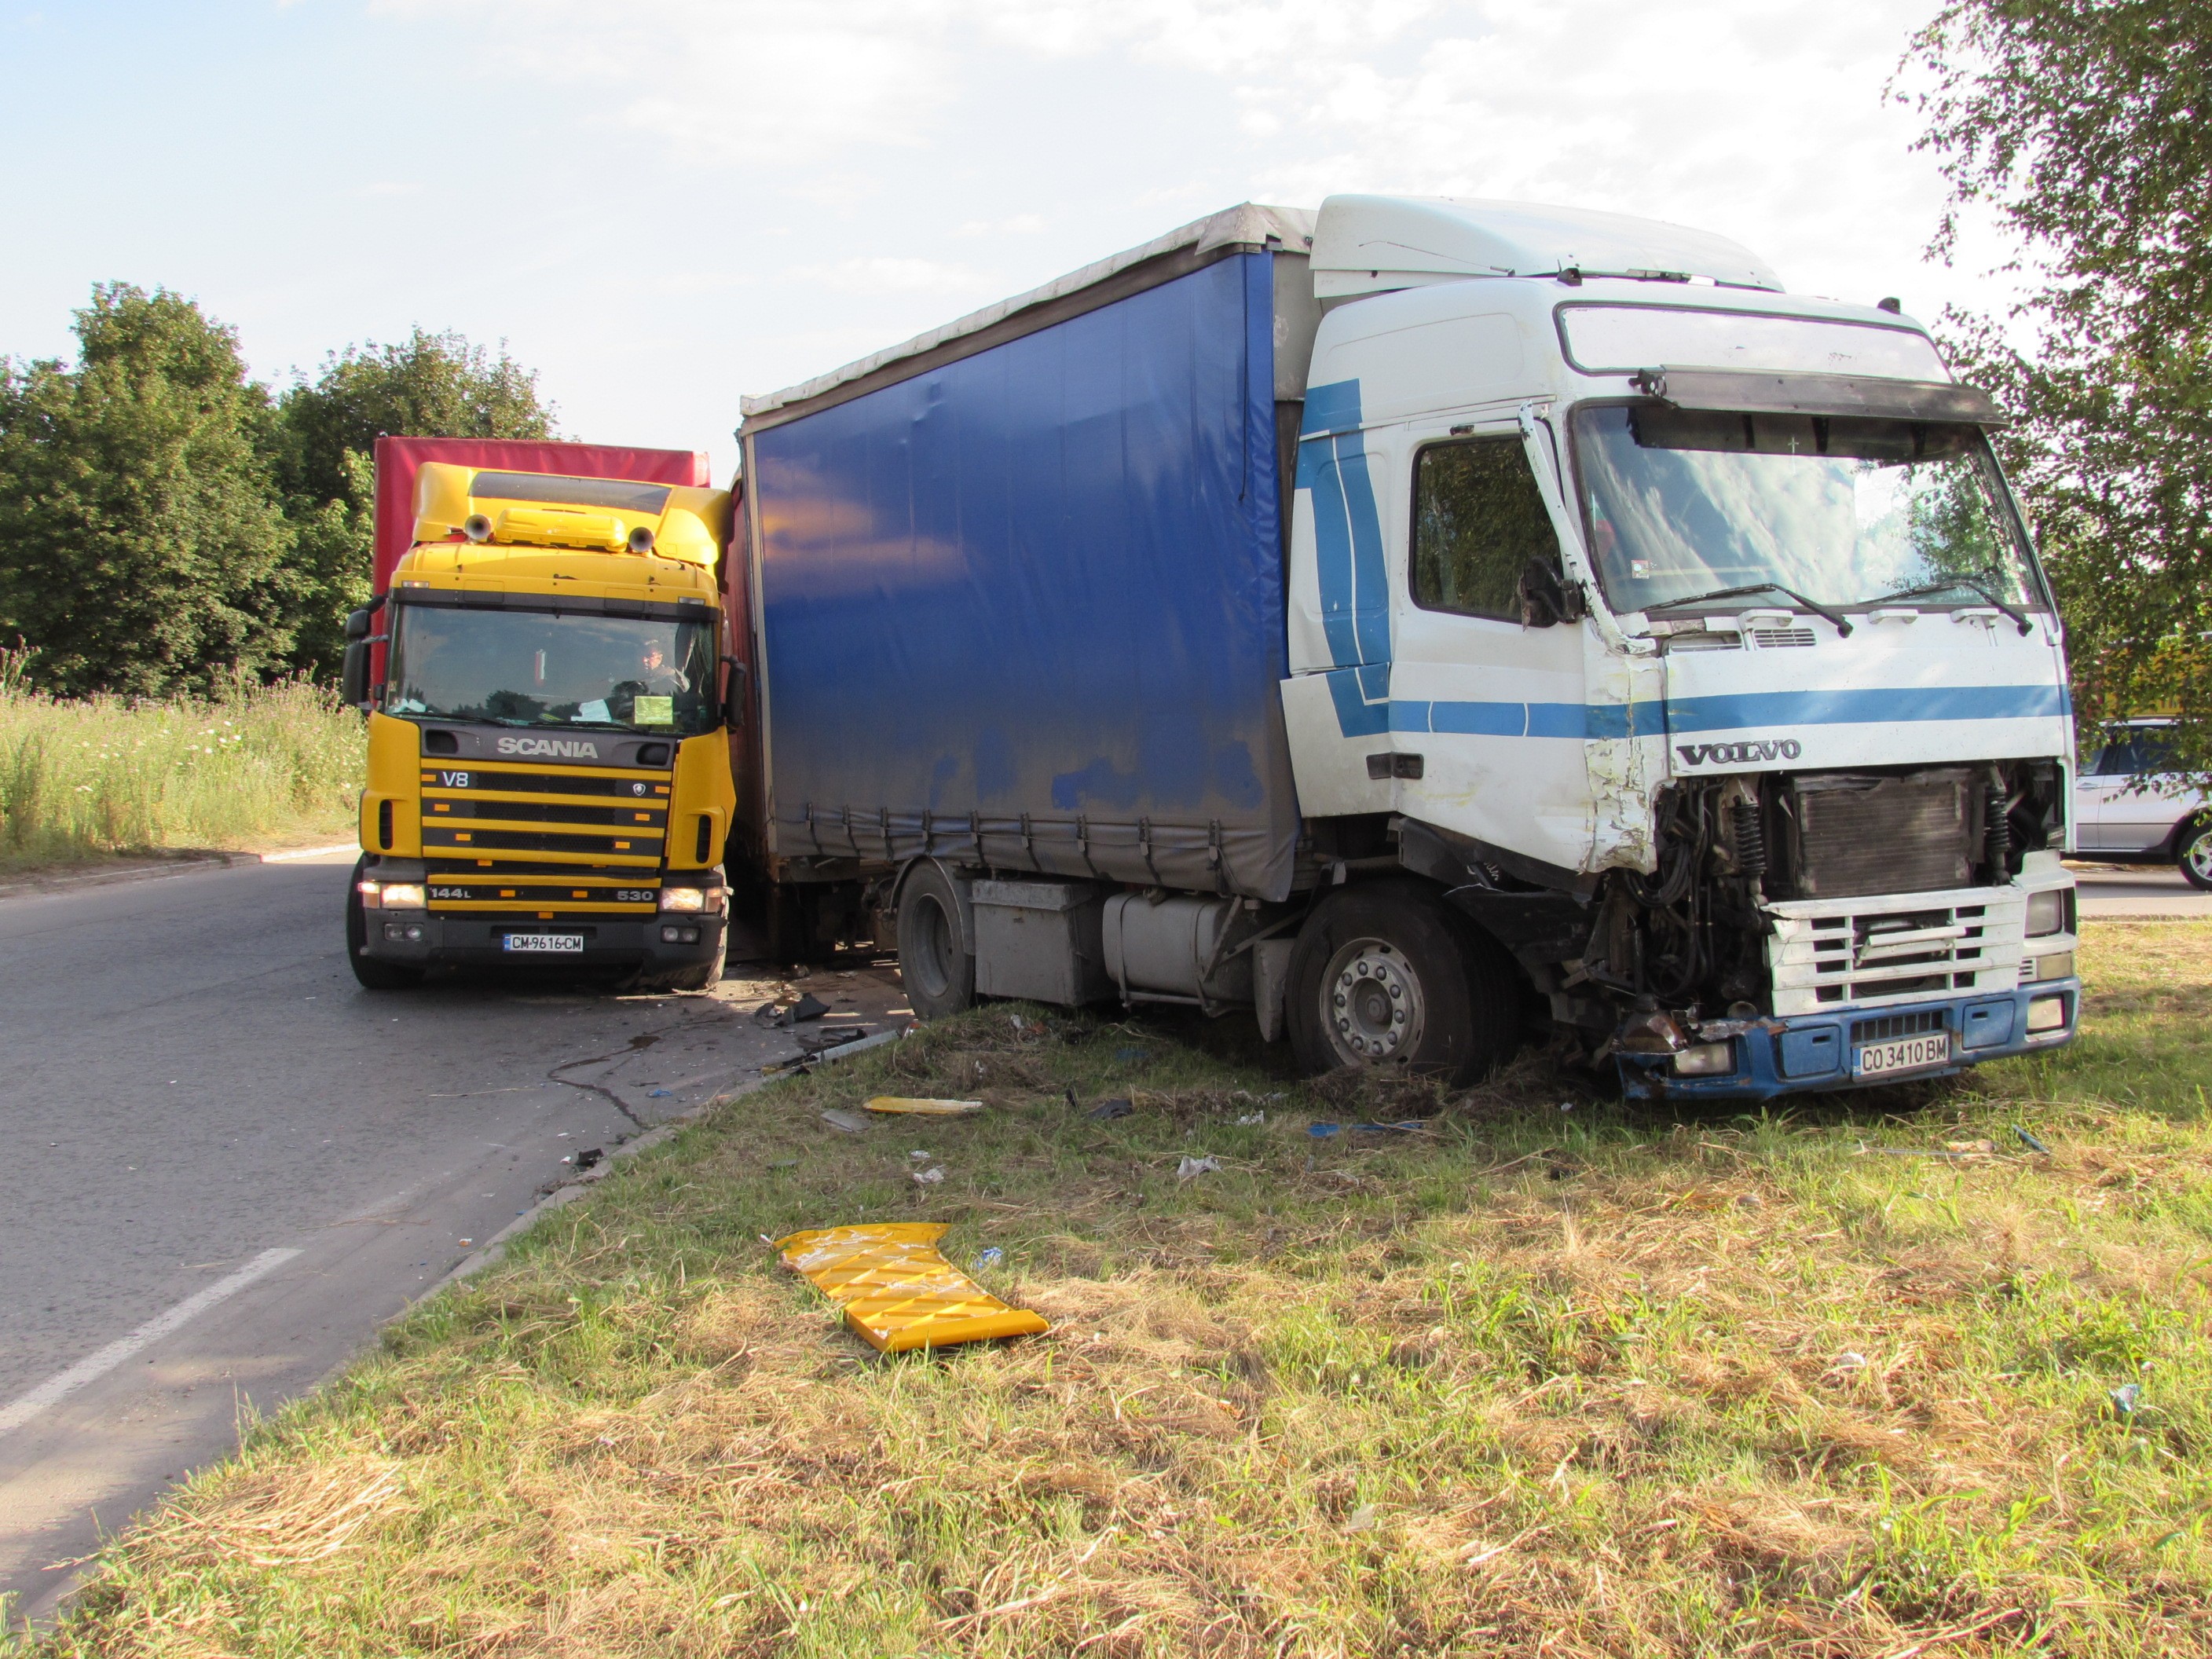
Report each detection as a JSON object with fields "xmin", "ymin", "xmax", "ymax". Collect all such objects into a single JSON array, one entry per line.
[
  {"xmin": 969, "ymin": 811, "xmax": 982, "ymax": 860},
  {"xmin": 1020, "ymin": 812, "xmax": 1039, "ymax": 871},
  {"xmin": 804, "ymin": 802, "xmax": 821, "ymax": 853},
  {"xmin": 839, "ymin": 804, "xmax": 856, "ymax": 856},
  {"xmin": 922, "ymin": 808, "xmax": 934, "ymax": 856},
  {"xmin": 879, "ymin": 807, "xmax": 893, "ymax": 859},
  {"xmin": 1075, "ymin": 815, "xmax": 1100, "ymax": 878},
  {"xmin": 1208, "ymin": 819, "xmax": 1229, "ymax": 895},
  {"xmin": 1138, "ymin": 817, "xmax": 1163, "ymax": 884}
]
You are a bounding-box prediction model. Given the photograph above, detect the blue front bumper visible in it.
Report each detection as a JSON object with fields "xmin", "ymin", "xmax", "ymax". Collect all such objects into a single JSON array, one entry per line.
[{"xmin": 1617, "ymin": 980, "xmax": 2082, "ymax": 1101}]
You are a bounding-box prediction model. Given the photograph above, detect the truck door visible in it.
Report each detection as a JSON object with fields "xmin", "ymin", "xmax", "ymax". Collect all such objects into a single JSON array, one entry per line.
[{"xmin": 1386, "ymin": 419, "xmax": 1593, "ymax": 873}]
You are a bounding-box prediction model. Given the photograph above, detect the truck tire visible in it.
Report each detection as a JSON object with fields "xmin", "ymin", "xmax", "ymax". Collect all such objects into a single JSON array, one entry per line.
[
  {"xmin": 2180, "ymin": 820, "xmax": 2212, "ymax": 891},
  {"xmin": 897, "ymin": 862, "xmax": 974, "ymax": 1020},
  {"xmin": 1285, "ymin": 881, "xmax": 1518, "ymax": 1085},
  {"xmin": 346, "ymin": 858, "xmax": 424, "ymax": 991}
]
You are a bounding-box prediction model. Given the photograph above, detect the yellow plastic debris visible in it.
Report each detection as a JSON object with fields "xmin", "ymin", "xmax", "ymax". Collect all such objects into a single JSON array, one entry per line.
[
  {"xmin": 775, "ymin": 1223, "xmax": 1048, "ymax": 1353},
  {"xmin": 865, "ymin": 1096, "xmax": 984, "ymax": 1116}
]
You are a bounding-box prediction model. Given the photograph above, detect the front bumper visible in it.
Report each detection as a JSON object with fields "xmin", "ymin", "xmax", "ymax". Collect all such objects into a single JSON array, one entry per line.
[
  {"xmin": 361, "ymin": 913, "xmax": 725, "ymax": 972},
  {"xmin": 1617, "ymin": 980, "xmax": 2081, "ymax": 1101}
]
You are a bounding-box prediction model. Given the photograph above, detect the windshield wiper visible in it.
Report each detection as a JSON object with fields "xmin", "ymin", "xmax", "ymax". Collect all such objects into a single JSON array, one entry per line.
[
  {"xmin": 1871, "ymin": 577, "xmax": 2034, "ymax": 635},
  {"xmin": 1643, "ymin": 582, "xmax": 1854, "ymax": 638}
]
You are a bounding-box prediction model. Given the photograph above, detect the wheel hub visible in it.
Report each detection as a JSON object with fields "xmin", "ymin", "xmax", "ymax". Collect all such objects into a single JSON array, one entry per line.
[{"xmin": 1322, "ymin": 938, "xmax": 1425, "ymax": 1065}]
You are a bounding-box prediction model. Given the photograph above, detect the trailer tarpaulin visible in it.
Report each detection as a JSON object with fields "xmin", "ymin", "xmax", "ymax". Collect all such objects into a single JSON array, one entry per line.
[{"xmin": 748, "ymin": 251, "xmax": 1302, "ymax": 901}]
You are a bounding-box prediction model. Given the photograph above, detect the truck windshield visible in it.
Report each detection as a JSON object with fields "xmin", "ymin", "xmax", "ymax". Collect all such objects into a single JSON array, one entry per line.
[
  {"xmin": 385, "ymin": 606, "xmax": 717, "ymax": 734},
  {"xmin": 1571, "ymin": 404, "xmax": 2044, "ymax": 617}
]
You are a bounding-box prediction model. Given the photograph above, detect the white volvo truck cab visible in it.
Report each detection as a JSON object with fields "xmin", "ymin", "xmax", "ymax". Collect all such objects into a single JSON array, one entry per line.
[{"xmin": 1280, "ymin": 196, "xmax": 2078, "ymax": 1097}]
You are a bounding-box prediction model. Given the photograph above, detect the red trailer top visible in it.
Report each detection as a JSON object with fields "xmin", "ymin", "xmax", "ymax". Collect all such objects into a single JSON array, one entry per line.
[{"xmin": 371, "ymin": 437, "xmax": 711, "ymax": 595}]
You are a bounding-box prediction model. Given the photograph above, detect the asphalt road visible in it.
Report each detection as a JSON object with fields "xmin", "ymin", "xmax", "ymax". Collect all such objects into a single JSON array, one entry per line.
[
  {"xmin": 0, "ymin": 851, "xmax": 907, "ymax": 1625},
  {"xmin": 2071, "ymin": 863, "xmax": 2212, "ymax": 916}
]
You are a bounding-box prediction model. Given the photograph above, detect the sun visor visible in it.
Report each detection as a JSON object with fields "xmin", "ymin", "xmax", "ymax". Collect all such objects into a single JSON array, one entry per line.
[{"xmin": 1632, "ymin": 368, "xmax": 2009, "ymax": 427}]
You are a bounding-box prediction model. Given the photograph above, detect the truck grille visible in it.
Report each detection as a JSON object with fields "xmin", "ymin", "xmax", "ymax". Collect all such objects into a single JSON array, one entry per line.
[
  {"xmin": 1786, "ymin": 770, "xmax": 1978, "ymax": 899},
  {"xmin": 419, "ymin": 760, "xmax": 669, "ymax": 918},
  {"xmin": 1766, "ymin": 884, "xmax": 2027, "ymax": 1016}
]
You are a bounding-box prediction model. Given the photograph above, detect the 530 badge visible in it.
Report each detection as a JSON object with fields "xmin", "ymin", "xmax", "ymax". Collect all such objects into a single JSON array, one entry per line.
[{"xmin": 1676, "ymin": 738, "xmax": 1803, "ymax": 767}]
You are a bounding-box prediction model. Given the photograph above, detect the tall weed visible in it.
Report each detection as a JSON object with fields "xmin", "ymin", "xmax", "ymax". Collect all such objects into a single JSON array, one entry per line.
[{"xmin": 0, "ymin": 646, "xmax": 361, "ymax": 869}]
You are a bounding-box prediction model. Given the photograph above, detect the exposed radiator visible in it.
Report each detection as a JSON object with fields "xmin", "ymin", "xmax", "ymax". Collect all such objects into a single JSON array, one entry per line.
[{"xmin": 1786, "ymin": 770, "xmax": 1979, "ymax": 899}]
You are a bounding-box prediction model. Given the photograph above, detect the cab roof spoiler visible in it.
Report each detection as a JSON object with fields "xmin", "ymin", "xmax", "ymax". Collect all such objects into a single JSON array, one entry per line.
[{"xmin": 1630, "ymin": 367, "xmax": 2009, "ymax": 427}]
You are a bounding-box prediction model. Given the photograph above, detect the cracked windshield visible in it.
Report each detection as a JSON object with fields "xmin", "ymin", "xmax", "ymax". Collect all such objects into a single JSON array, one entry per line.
[
  {"xmin": 385, "ymin": 606, "xmax": 716, "ymax": 734},
  {"xmin": 1573, "ymin": 405, "xmax": 2043, "ymax": 615}
]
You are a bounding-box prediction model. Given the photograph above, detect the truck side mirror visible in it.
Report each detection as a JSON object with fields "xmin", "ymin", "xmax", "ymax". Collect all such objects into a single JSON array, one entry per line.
[
  {"xmin": 343, "ymin": 607, "xmax": 375, "ymax": 641},
  {"xmin": 721, "ymin": 657, "xmax": 748, "ymax": 729},
  {"xmin": 1519, "ymin": 558, "xmax": 1583, "ymax": 628},
  {"xmin": 341, "ymin": 639, "xmax": 373, "ymax": 708}
]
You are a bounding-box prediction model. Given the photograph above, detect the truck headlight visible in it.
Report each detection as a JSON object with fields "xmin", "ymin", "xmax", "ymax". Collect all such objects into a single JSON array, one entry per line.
[
  {"xmin": 377, "ymin": 882, "xmax": 427, "ymax": 910},
  {"xmin": 2027, "ymin": 994, "xmax": 2070, "ymax": 1034},
  {"xmin": 659, "ymin": 886, "xmax": 723, "ymax": 914},
  {"xmin": 2026, "ymin": 889, "xmax": 2071, "ymax": 937},
  {"xmin": 1673, "ymin": 1041, "xmax": 1735, "ymax": 1077}
]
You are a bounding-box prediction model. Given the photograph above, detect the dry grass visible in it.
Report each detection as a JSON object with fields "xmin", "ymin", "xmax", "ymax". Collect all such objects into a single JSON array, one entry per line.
[{"xmin": 20, "ymin": 924, "xmax": 2212, "ymax": 1657}]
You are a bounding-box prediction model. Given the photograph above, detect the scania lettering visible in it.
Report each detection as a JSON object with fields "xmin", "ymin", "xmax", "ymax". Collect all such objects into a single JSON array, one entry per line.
[
  {"xmin": 344, "ymin": 438, "xmax": 742, "ymax": 991},
  {"xmin": 726, "ymin": 196, "xmax": 2078, "ymax": 1097}
]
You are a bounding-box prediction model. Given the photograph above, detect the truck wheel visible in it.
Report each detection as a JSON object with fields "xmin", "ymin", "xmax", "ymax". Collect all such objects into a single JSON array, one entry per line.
[
  {"xmin": 1285, "ymin": 881, "xmax": 1518, "ymax": 1085},
  {"xmin": 897, "ymin": 862, "xmax": 974, "ymax": 1020},
  {"xmin": 346, "ymin": 858, "xmax": 423, "ymax": 991}
]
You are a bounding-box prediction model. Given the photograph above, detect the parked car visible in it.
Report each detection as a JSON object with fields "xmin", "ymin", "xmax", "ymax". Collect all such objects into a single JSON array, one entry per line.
[{"xmin": 2073, "ymin": 719, "xmax": 2212, "ymax": 888}]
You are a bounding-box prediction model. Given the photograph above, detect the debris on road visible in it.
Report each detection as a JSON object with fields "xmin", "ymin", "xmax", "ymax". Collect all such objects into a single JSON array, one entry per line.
[
  {"xmin": 574, "ymin": 1148, "xmax": 604, "ymax": 1171},
  {"xmin": 866, "ymin": 1096, "xmax": 983, "ymax": 1116},
  {"xmin": 775, "ymin": 1222, "xmax": 1049, "ymax": 1352},
  {"xmin": 782, "ymin": 993, "xmax": 831, "ymax": 1026}
]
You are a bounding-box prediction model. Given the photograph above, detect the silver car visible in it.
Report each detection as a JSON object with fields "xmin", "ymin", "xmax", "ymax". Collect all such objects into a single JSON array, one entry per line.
[{"xmin": 2073, "ymin": 719, "xmax": 2212, "ymax": 888}]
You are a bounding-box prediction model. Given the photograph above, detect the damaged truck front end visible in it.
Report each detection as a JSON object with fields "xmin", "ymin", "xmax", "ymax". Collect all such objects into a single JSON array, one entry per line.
[{"xmin": 1565, "ymin": 763, "xmax": 2078, "ymax": 1098}]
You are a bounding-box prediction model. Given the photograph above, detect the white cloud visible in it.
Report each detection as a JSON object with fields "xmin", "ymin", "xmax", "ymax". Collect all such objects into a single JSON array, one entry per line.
[{"xmin": 801, "ymin": 256, "xmax": 996, "ymax": 295}]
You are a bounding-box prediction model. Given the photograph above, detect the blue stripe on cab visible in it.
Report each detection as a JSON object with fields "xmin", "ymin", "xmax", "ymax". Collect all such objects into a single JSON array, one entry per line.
[{"xmin": 1667, "ymin": 683, "xmax": 2069, "ymax": 733}]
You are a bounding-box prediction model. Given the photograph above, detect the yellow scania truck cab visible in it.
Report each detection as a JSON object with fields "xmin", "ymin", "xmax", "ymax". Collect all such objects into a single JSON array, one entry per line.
[{"xmin": 341, "ymin": 463, "xmax": 739, "ymax": 991}]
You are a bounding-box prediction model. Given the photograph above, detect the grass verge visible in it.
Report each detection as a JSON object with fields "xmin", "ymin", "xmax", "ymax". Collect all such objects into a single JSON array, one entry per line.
[
  {"xmin": 20, "ymin": 923, "xmax": 2212, "ymax": 1657},
  {"xmin": 0, "ymin": 648, "xmax": 361, "ymax": 873}
]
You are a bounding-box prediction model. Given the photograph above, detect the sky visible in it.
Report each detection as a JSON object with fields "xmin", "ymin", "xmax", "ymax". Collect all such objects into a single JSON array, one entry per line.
[{"xmin": 1, "ymin": 1, "xmax": 2019, "ymax": 480}]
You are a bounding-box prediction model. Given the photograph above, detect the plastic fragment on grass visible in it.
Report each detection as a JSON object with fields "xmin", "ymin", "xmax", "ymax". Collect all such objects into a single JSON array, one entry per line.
[
  {"xmin": 775, "ymin": 1222, "xmax": 1049, "ymax": 1353},
  {"xmin": 1177, "ymin": 1155, "xmax": 1221, "ymax": 1179},
  {"xmin": 2016, "ymin": 1126, "xmax": 2053, "ymax": 1155},
  {"xmin": 912, "ymin": 1165, "xmax": 946, "ymax": 1185},
  {"xmin": 1087, "ymin": 1097, "xmax": 1133, "ymax": 1121},
  {"xmin": 866, "ymin": 1096, "xmax": 983, "ymax": 1116},
  {"xmin": 820, "ymin": 1108, "xmax": 870, "ymax": 1133}
]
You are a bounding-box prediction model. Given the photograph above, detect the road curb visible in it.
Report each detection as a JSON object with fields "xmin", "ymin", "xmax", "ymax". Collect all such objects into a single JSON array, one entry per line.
[{"xmin": 0, "ymin": 844, "xmax": 357, "ymax": 902}]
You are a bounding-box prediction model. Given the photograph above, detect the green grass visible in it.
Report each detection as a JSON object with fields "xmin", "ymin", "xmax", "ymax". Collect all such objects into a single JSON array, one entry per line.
[
  {"xmin": 18, "ymin": 924, "xmax": 2212, "ymax": 1657},
  {"xmin": 0, "ymin": 648, "xmax": 361, "ymax": 873}
]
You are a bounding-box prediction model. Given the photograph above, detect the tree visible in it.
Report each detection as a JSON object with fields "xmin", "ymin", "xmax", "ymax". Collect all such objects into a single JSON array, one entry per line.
[
  {"xmin": 262, "ymin": 330, "xmax": 558, "ymax": 676},
  {"xmin": 0, "ymin": 285, "xmax": 294, "ymax": 697},
  {"xmin": 1903, "ymin": 2, "xmax": 2212, "ymax": 762}
]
